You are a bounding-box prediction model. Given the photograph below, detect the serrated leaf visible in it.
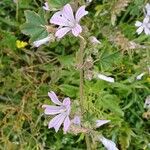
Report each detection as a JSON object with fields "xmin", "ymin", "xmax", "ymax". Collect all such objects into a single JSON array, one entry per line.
[
  {"xmin": 20, "ymin": 10, "xmax": 48, "ymax": 42},
  {"xmin": 47, "ymin": 0, "xmax": 71, "ymax": 9}
]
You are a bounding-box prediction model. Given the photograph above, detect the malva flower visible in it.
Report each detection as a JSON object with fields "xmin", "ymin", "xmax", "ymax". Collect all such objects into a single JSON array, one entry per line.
[
  {"xmin": 42, "ymin": 91, "xmax": 71, "ymax": 133},
  {"xmin": 135, "ymin": 16, "xmax": 150, "ymax": 35},
  {"xmin": 43, "ymin": 2, "xmax": 50, "ymax": 11},
  {"xmin": 145, "ymin": 3, "xmax": 150, "ymax": 16},
  {"xmin": 99, "ymin": 136, "xmax": 119, "ymax": 150},
  {"xmin": 50, "ymin": 4, "xmax": 88, "ymax": 38},
  {"xmin": 33, "ymin": 35, "xmax": 54, "ymax": 47},
  {"xmin": 97, "ymin": 73, "xmax": 115, "ymax": 83},
  {"xmin": 96, "ymin": 120, "xmax": 110, "ymax": 128}
]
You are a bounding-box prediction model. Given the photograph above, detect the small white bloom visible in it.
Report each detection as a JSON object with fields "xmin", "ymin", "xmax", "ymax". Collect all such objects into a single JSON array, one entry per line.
[
  {"xmin": 43, "ymin": 2, "xmax": 50, "ymax": 11},
  {"xmin": 136, "ymin": 72, "xmax": 145, "ymax": 80},
  {"xmin": 97, "ymin": 73, "xmax": 115, "ymax": 83},
  {"xmin": 86, "ymin": 0, "xmax": 93, "ymax": 3},
  {"xmin": 144, "ymin": 95, "xmax": 150, "ymax": 109},
  {"xmin": 89, "ymin": 36, "xmax": 101, "ymax": 44},
  {"xmin": 33, "ymin": 35, "xmax": 54, "ymax": 47},
  {"xmin": 145, "ymin": 3, "xmax": 150, "ymax": 16},
  {"xmin": 135, "ymin": 16, "xmax": 150, "ymax": 35},
  {"xmin": 99, "ymin": 136, "xmax": 119, "ymax": 150},
  {"xmin": 13, "ymin": 0, "xmax": 17, "ymax": 3},
  {"xmin": 96, "ymin": 120, "xmax": 110, "ymax": 128}
]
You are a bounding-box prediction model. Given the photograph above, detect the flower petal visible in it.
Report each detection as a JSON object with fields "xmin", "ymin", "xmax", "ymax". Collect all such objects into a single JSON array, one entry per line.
[
  {"xmin": 99, "ymin": 136, "xmax": 119, "ymax": 150},
  {"xmin": 62, "ymin": 4, "xmax": 75, "ymax": 22},
  {"xmin": 97, "ymin": 74, "xmax": 115, "ymax": 83},
  {"xmin": 42, "ymin": 105, "xmax": 64, "ymax": 115},
  {"xmin": 144, "ymin": 26, "xmax": 150, "ymax": 35},
  {"xmin": 55, "ymin": 27, "xmax": 71, "ymax": 38},
  {"xmin": 71, "ymin": 24, "xmax": 82, "ymax": 37},
  {"xmin": 63, "ymin": 98, "xmax": 71, "ymax": 115},
  {"xmin": 48, "ymin": 91, "xmax": 62, "ymax": 105},
  {"xmin": 50, "ymin": 12, "xmax": 69, "ymax": 26},
  {"xmin": 43, "ymin": 2, "xmax": 50, "ymax": 11},
  {"xmin": 63, "ymin": 116, "xmax": 71, "ymax": 133},
  {"xmin": 48, "ymin": 113, "xmax": 66, "ymax": 132},
  {"xmin": 135, "ymin": 21, "xmax": 142, "ymax": 27},
  {"xmin": 96, "ymin": 120, "xmax": 110, "ymax": 128},
  {"xmin": 75, "ymin": 5, "xmax": 88, "ymax": 22},
  {"xmin": 136, "ymin": 26, "xmax": 144, "ymax": 34},
  {"xmin": 143, "ymin": 16, "xmax": 149, "ymax": 23},
  {"xmin": 33, "ymin": 36, "xmax": 51, "ymax": 47}
]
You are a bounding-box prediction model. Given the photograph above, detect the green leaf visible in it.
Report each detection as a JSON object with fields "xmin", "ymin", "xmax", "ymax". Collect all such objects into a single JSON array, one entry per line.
[
  {"xmin": 101, "ymin": 94, "xmax": 124, "ymax": 117},
  {"xmin": 20, "ymin": 10, "xmax": 48, "ymax": 42},
  {"xmin": 59, "ymin": 84, "xmax": 78, "ymax": 98},
  {"xmin": 47, "ymin": 0, "xmax": 71, "ymax": 9}
]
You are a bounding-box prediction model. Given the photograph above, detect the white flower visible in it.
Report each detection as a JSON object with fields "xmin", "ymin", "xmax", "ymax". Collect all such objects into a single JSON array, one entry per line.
[
  {"xmin": 96, "ymin": 120, "xmax": 110, "ymax": 128},
  {"xmin": 136, "ymin": 72, "xmax": 145, "ymax": 80},
  {"xmin": 135, "ymin": 16, "xmax": 150, "ymax": 35},
  {"xmin": 145, "ymin": 3, "xmax": 150, "ymax": 16},
  {"xmin": 89, "ymin": 36, "xmax": 101, "ymax": 44},
  {"xmin": 86, "ymin": 0, "xmax": 93, "ymax": 3},
  {"xmin": 97, "ymin": 73, "xmax": 115, "ymax": 83},
  {"xmin": 13, "ymin": 0, "xmax": 17, "ymax": 3},
  {"xmin": 43, "ymin": 2, "xmax": 50, "ymax": 11},
  {"xmin": 144, "ymin": 95, "xmax": 150, "ymax": 109},
  {"xmin": 99, "ymin": 136, "xmax": 119, "ymax": 150},
  {"xmin": 33, "ymin": 35, "xmax": 54, "ymax": 47}
]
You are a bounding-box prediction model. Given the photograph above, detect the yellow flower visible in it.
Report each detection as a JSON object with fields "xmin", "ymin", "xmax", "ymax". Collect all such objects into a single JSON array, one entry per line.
[{"xmin": 16, "ymin": 40, "xmax": 28, "ymax": 48}]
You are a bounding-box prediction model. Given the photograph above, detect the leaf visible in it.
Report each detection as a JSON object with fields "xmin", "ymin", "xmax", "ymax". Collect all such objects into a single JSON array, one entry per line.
[
  {"xmin": 47, "ymin": 0, "xmax": 71, "ymax": 9},
  {"xmin": 101, "ymin": 94, "xmax": 124, "ymax": 116},
  {"xmin": 20, "ymin": 10, "xmax": 48, "ymax": 42},
  {"xmin": 59, "ymin": 84, "xmax": 78, "ymax": 98}
]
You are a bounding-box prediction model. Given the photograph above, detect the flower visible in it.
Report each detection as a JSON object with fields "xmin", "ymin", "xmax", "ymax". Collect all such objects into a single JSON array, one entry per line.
[
  {"xmin": 97, "ymin": 73, "xmax": 115, "ymax": 83},
  {"xmin": 33, "ymin": 35, "xmax": 54, "ymax": 47},
  {"xmin": 16, "ymin": 40, "xmax": 28, "ymax": 49},
  {"xmin": 99, "ymin": 136, "xmax": 119, "ymax": 150},
  {"xmin": 42, "ymin": 91, "xmax": 71, "ymax": 133},
  {"xmin": 89, "ymin": 36, "xmax": 101, "ymax": 44},
  {"xmin": 135, "ymin": 16, "xmax": 150, "ymax": 35},
  {"xmin": 145, "ymin": 3, "xmax": 150, "ymax": 16},
  {"xmin": 50, "ymin": 4, "xmax": 88, "ymax": 38},
  {"xmin": 144, "ymin": 95, "xmax": 150, "ymax": 109},
  {"xmin": 72, "ymin": 116, "xmax": 81, "ymax": 126},
  {"xmin": 96, "ymin": 120, "xmax": 110, "ymax": 128},
  {"xmin": 136, "ymin": 72, "xmax": 145, "ymax": 80},
  {"xmin": 43, "ymin": 2, "xmax": 50, "ymax": 11}
]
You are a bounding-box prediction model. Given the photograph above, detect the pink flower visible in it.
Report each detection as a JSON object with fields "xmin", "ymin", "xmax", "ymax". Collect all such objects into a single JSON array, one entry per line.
[
  {"xmin": 50, "ymin": 4, "xmax": 88, "ymax": 38},
  {"xmin": 42, "ymin": 91, "xmax": 71, "ymax": 133}
]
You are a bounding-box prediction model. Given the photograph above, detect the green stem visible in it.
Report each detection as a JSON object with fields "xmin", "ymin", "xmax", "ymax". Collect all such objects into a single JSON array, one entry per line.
[
  {"xmin": 78, "ymin": 36, "xmax": 92, "ymax": 150},
  {"xmin": 16, "ymin": 1, "xmax": 19, "ymax": 21}
]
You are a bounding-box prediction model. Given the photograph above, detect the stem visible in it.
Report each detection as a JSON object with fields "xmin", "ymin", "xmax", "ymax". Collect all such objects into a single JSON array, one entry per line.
[
  {"xmin": 78, "ymin": 35, "xmax": 86, "ymax": 112},
  {"xmin": 78, "ymin": 36, "xmax": 92, "ymax": 150},
  {"xmin": 16, "ymin": 1, "xmax": 19, "ymax": 21}
]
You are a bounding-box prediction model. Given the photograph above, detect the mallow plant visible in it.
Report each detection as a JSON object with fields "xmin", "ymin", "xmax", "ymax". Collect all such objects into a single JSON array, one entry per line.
[{"xmin": 20, "ymin": 0, "xmax": 150, "ymax": 149}]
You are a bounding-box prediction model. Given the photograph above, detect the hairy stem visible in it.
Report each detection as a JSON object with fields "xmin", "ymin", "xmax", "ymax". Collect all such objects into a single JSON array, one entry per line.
[
  {"xmin": 78, "ymin": 36, "xmax": 92, "ymax": 150},
  {"xmin": 78, "ymin": 35, "xmax": 86, "ymax": 112}
]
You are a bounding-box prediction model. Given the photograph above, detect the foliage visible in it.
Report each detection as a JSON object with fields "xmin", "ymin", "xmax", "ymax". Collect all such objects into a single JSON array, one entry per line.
[{"xmin": 0, "ymin": 0, "xmax": 150, "ymax": 149}]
